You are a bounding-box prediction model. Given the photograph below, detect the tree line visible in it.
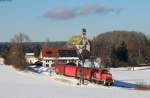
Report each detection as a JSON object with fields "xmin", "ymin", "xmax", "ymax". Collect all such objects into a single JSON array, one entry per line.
[
  {"xmin": 1, "ymin": 31, "xmax": 150, "ymax": 70},
  {"xmin": 92, "ymin": 31, "xmax": 150, "ymax": 67},
  {"xmin": 2, "ymin": 33, "xmax": 66, "ymax": 70}
]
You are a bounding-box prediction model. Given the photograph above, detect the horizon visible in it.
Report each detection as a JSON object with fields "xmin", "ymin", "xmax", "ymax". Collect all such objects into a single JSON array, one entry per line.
[{"xmin": 0, "ymin": 0, "xmax": 150, "ymax": 42}]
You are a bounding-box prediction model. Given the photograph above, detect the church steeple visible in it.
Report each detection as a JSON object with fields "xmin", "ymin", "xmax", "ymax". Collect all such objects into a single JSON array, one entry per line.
[{"xmin": 81, "ymin": 28, "xmax": 86, "ymax": 38}]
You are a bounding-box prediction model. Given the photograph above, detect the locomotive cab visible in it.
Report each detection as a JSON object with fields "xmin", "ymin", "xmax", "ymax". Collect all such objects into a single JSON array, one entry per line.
[{"xmin": 93, "ymin": 68, "xmax": 113, "ymax": 86}]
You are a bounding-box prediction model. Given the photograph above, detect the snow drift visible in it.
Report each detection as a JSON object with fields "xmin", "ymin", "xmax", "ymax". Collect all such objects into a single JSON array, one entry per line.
[{"xmin": 0, "ymin": 65, "xmax": 150, "ymax": 98}]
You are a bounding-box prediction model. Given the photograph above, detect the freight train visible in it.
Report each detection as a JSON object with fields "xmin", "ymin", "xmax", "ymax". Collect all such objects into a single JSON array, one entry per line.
[{"xmin": 55, "ymin": 63, "xmax": 113, "ymax": 86}]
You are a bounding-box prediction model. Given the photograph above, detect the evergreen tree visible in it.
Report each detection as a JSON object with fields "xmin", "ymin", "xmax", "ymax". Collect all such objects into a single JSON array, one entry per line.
[
  {"xmin": 34, "ymin": 46, "xmax": 41, "ymax": 57},
  {"xmin": 116, "ymin": 41, "xmax": 128, "ymax": 62}
]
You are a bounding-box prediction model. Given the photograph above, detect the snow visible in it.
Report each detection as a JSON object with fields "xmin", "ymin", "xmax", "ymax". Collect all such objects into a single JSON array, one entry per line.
[{"xmin": 0, "ymin": 65, "xmax": 150, "ymax": 98}]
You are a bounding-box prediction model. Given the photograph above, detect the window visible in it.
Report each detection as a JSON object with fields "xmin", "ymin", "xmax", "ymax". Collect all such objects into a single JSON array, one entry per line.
[{"xmin": 59, "ymin": 50, "xmax": 78, "ymax": 57}]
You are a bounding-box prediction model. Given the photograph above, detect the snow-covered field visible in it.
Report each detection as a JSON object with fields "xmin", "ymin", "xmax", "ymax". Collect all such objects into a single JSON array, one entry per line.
[{"xmin": 0, "ymin": 64, "xmax": 150, "ymax": 98}]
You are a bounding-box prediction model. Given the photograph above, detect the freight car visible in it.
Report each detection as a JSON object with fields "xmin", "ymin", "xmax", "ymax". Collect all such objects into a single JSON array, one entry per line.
[{"xmin": 54, "ymin": 63, "xmax": 113, "ymax": 86}]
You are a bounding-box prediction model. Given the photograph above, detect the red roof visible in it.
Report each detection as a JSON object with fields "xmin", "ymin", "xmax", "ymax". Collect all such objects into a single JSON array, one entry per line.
[
  {"xmin": 40, "ymin": 48, "xmax": 59, "ymax": 57},
  {"xmin": 40, "ymin": 48, "xmax": 78, "ymax": 58}
]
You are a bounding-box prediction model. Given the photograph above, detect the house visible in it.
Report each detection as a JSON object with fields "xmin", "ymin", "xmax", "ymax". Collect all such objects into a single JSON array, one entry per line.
[
  {"xmin": 25, "ymin": 53, "xmax": 38, "ymax": 64},
  {"xmin": 39, "ymin": 48, "xmax": 79, "ymax": 67}
]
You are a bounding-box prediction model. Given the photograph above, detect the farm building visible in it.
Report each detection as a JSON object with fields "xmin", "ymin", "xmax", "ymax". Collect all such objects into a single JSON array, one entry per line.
[
  {"xmin": 25, "ymin": 53, "xmax": 38, "ymax": 64},
  {"xmin": 39, "ymin": 48, "xmax": 79, "ymax": 67}
]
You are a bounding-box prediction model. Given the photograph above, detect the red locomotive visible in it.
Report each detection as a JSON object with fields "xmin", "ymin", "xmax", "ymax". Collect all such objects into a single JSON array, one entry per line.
[{"xmin": 54, "ymin": 63, "xmax": 113, "ymax": 86}]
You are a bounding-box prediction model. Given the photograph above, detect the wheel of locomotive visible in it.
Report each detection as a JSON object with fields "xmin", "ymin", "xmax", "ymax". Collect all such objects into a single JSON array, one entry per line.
[
  {"xmin": 95, "ymin": 80, "xmax": 99, "ymax": 84},
  {"xmin": 108, "ymin": 80, "xmax": 113, "ymax": 86},
  {"xmin": 103, "ymin": 80, "xmax": 113, "ymax": 86}
]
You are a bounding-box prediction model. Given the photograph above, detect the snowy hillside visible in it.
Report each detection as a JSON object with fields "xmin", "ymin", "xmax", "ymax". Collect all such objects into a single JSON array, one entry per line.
[{"xmin": 0, "ymin": 65, "xmax": 150, "ymax": 98}]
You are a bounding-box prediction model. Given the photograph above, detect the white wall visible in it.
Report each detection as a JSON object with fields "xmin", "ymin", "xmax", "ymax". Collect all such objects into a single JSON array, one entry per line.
[{"xmin": 0, "ymin": 57, "xmax": 4, "ymax": 65}]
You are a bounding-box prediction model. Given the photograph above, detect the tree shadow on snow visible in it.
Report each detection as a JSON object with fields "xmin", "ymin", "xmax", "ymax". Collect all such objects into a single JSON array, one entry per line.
[
  {"xmin": 113, "ymin": 80, "xmax": 137, "ymax": 89},
  {"xmin": 137, "ymin": 67, "xmax": 150, "ymax": 70}
]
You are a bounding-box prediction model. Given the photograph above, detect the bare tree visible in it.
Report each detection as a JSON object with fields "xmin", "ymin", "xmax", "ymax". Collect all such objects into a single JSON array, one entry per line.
[
  {"xmin": 6, "ymin": 33, "xmax": 30, "ymax": 70},
  {"xmin": 43, "ymin": 38, "xmax": 51, "ymax": 48}
]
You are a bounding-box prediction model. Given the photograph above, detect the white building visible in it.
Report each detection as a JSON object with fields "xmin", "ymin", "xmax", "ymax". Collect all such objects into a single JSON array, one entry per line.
[
  {"xmin": 25, "ymin": 53, "xmax": 38, "ymax": 64},
  {"xmin": 68, "ymin": 30, "xmax": 90, "ymax": 54},
  {"xmin": 39, "ymin": 48, "xmax": 79, "ymax": 67}
]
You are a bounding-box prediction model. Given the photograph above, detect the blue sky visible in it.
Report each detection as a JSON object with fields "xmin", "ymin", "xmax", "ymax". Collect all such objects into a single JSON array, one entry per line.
[{"xmin": 0, "ymin": 0, "xmax": 150, "ymax": 42}]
